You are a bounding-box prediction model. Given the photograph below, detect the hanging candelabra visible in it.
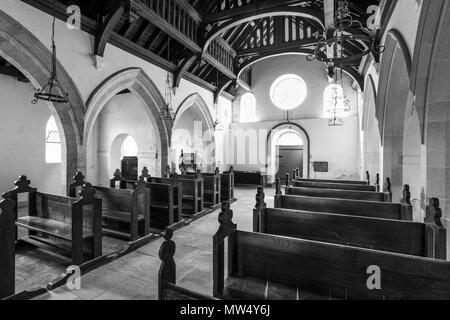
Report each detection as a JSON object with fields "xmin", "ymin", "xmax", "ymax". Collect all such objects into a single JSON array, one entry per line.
[
  {"xmin": 326, "ymin": 69, "xmax": 351, "ymax": 127},
  {"xmin": 161, "ymin": 36, "xmax": 175, "ymax": 121},
  {"xmin": 32, "ymin": 17, "xmax": 68, "ymax": 105},
  {"xmin": 307, "ymin": 0, "xmax": 384, "ymax": 65}
]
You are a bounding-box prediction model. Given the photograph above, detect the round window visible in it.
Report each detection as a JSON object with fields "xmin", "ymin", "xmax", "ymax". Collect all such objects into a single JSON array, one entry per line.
[{"xmin": 270, "ymin": 74, "xmax": 307, "ymax": 110}]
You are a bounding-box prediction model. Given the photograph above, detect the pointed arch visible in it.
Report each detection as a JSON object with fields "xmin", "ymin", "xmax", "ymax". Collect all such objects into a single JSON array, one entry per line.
[
  {"xmin": 85, "ymin": 68, "xmax": 171, "ymax": 176},
  {"xmin": 172, "ymin": 93, "xmax": 216, "ymax": 172},
  {"xmin": 0, "ymin": 10, "xmax": 84, "ymax": 194}
]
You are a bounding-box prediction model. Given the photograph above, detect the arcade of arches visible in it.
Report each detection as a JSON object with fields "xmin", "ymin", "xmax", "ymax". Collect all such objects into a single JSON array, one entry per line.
[{"xmin": 2, "ymin": 0, "xmax": 450, "ymax": 301}]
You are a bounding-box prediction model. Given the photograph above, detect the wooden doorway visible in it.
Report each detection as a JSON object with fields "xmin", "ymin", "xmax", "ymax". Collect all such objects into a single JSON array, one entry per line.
[{"xmin": 275, "ymin": 130, "xmax": 304, "ymax": 181}]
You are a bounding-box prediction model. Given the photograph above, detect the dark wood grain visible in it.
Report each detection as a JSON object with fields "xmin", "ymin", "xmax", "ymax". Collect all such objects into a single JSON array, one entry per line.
[
  {"xmin": 255, "ymin": 207, "xmax": 445, "ymax": 258},
  {"xmin": 275, "ymin": 194, "xmax": 412, "ymax": 221},
  {"xmin": 0, "ymin": 198, "xmax": 16, "ymax": 299},
  {"xmin": 287, "ymin": 186, "xmax": 390, "ymax": 202},
  {"xmin": 294, "ymin": 180, "xmax": 376, "ymax": 191}
]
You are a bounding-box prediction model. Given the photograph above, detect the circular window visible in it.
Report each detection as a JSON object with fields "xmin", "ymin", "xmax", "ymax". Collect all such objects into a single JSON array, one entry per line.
[{"xmin": 270, "ymin": 74, "xmax": 307, "ymax": 110}]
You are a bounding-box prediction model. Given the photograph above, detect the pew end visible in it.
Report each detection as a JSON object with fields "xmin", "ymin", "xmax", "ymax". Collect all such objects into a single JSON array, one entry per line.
[{"xmin": 158, "ymin": 227, "xmax": 217, "ymax": 300}]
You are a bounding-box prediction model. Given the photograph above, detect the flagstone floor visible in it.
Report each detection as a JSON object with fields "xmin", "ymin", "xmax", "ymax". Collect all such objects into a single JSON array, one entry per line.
[{"xmin": 37, "ymin": 186, "xmax": 270, "ymax": 300}]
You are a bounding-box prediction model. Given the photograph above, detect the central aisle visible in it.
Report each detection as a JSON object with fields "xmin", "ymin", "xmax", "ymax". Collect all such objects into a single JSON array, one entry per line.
[{"xmin": 38, "ymin": 186, "xmax": 273, "ymax": 300}]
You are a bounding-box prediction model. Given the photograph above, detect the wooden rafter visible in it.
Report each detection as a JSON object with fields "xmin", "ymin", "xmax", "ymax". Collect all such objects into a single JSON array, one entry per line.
[
  {"xmin": 94, "ymin": 5, "xmax": 125, "ymax": 57},
  {"xmin": 203, "ymin": 0, "xmax": 307, "ymax": 23},
  {"xmin": 173, "ymin": 53, "xmax": 200, "ymax": 88}
]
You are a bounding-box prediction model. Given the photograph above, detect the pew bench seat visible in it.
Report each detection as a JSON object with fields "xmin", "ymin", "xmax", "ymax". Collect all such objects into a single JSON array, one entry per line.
[
  {"xmin": 223, "ymin": 276, "xmax": 333, "ymax": 300},
  {"xmin": 16, "ymin": 216, "xmax": 94, "ymax": 241},
  {"xmin": 102, "ymin": 209, "xmax": 145, "ymax": 223},
  {"xmin": 150, "ymin": 202, "xmax": 180, "ymax": 210}
]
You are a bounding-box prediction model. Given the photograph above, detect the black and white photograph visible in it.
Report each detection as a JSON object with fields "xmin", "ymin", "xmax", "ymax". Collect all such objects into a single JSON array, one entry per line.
[{"xmin": 0, "ymin": 0, "xmax": 449, "ymax": 311}]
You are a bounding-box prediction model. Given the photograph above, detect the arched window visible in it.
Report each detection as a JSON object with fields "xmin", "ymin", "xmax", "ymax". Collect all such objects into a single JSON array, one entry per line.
[
  {"xmin": 276, "ymin": 131, "xmax": 303, "ymax": 146},
  {"xmin": 324, "ymin": 84, "xmax": 346, "ymax": 115},
  {"xmin": 270, "ymin": 74, "xmax": 307, "ymax": 110},
  {"xmin": 240, "ymin": 92, "xmax": 256, "ymax": 123},
  {"xmin": 121, "ymin": 135, "xmax": 138, "ymax": 158},
  {"xmin": 45, "ymin": 115, "xmax": 62, "ymax": 164}
]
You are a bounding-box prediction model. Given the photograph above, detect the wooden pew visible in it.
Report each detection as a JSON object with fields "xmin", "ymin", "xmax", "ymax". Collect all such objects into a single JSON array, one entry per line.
[
  {"xmin": 199, "ymin": 168, "xmax": 221, "ymax": 209},
  {"xmin": 70, "ymin": 171, "xmax": 150, "ymax": 241},
  {"xmin": 295, "ymin": 168, "xmax": 370, "ymax": 186},
  {"xmin": 286, "ymin": 177, "xmax": 392, "ymax": 202},
  {"xmin": 0, "ymin": 198, "xmax": 16, "ymax": 299},
  {"xmin": 234, "ymin": 170, "xmax": 263, "ymax": 186},
  {"xmin": 275, "ymin": 181, "xmax": 413, "ymax": 221},
  {"xmin": 213, "ymin": 202, "xmax": 450, "ymax": 300},
  {"xmin": 294, "ymin": 180, "xmax": 376, "ymax": 192},
  {"xmin": 158, "ymin": 228, "xmax": 217, "ymax": 300},
  {"xmin": 177, "ymin": 171, "xmax": 204, "ymax": 217},
  {"xmin": 221, "ymin": 166, "xmax": 235, "ymax": 203},
  {"xmin": 3, "ymin": 176, "xmax": 102, "ymax": 265},
  {"xmin": 254, "ymin": 187, "xmax": 446, "ymax": 259},
  {"xmin": 140, "ymin": 168, "xmax": 183, "ymax": 230}
]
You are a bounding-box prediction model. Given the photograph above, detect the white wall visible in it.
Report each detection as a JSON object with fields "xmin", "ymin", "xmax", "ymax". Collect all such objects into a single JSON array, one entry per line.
[
  {"xmin": 234, "ymin": 55, "xmax": 359, "ymax": 122},
  {"xmin": 0, "ymin": 74, "xmax": 63, "ymax": 195},
  {"xmin": 93, "ymin": 93, "xmax": 161, "ymax": 186},
  {"xmin": 228, "ymin": 55, "xmax": 361, "ymax": 180}
]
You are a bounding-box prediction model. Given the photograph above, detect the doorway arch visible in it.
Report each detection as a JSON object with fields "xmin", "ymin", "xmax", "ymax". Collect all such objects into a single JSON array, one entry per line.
[
  {"xmin": 171, "ymin": 93, "xmax": 216, "ymax": 172},
  {"xmin": 85, "ymin": 68, "xmax": 171, "ymax": 178},
  {"xmin": 267, "ymin": 122, "xmax": 310, "ymax": 183},
  {"xmin": 0, "ymin": 11, "xmax": 84, "ymax": 194}
]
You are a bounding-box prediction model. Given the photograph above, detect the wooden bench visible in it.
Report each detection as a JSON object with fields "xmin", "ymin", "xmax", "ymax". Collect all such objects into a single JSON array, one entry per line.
[
  {"xmin": 3, "ymin": 176, "xmax": 102, "ymax": 265},
  {"xmin": 221, "ymin": 166, "xmax": 235, "ymax": 203},
  {"xmin": 275, "ymin": 182, "xmax": 413, "ymax": 221},
  {"xmin": 255, "ymin": 187, "xmax": 446, "ymax": 259},
  {"xmin": 139, "ymin": 168, "xmax": 183, "ymax": 230},
  {"xmin": 213, "ymin": 202, "xmax": 450, "ymax": 300},
  {"xmin": 286, "ymin": 177, "xmax": 392, "ymax": 202},
  {"xmin": 0, "ymin": 198, "xmax": 16, "ymax": 299},
  {"xmin": 190, "ymin": 168, "xmax": 221, "ymax": 208},
  {"xmin": 234, "ymin": 170, "xmax": 263, "ymax": 186},
  {"xmin": 70, "ymin": 172, "xmax": 150, "ymax": 241},
  {"xmin": 158, "ymin": 228, "xmax": 217, "ymax": 300},
  {"xmin": 294, "ymin": 180, "xmax": 376, "ymax": 192},
  {"xmin": 177, "ymin": 172, "xmax": 204, "ymax": 217}
]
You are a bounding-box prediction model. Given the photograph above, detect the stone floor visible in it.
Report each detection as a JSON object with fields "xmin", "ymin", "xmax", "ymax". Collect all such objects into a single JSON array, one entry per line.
[
  {"xmin": 15, "ymin": 230, "xmax": 128, "ymax": 294},
  {"xmin": 36, "ymin": 186, "xmax": 269, "ymax": 300}
]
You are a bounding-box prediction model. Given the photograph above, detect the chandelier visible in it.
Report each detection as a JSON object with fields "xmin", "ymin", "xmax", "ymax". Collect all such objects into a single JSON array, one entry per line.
[
  {"xmin": 325, "ymin": 69, "xmax": 351, "ymax": 127},
  {"xmin": 32, "ymin": 17, "xmax": 68, "ymax": 105},
  {"xmin": 161, "ymin": 36, "xmax": 175, "ymax": 121},
  {"xmin": 307, "ymin": 0, "xmax": 384, "ymax": 65}
]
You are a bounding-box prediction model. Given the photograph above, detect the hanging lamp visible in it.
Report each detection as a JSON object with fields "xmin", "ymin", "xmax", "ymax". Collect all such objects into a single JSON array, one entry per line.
[
  {"xmin": 161, "ymin": 36, "xmax": 175, "ymax": 121},
  {"xmin": 32, "ymin": 17, "xmax": 68, "ymax": 105}
]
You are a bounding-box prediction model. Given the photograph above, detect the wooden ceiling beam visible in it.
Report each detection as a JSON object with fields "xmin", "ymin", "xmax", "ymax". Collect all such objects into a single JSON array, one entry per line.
[
  {"xmin": 130, "ymin": 0, "xmax": 202, "ymax": 53},
  {"xmin": 203, "ymin": 0, "xmax": 307, "ymax": 23},
  {"xmin": 94, "ymin": 5, "xmax": 125, "ymax": 58}
]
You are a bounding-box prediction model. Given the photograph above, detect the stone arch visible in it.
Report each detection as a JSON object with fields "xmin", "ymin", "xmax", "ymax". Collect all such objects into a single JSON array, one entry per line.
[
  {"xmin": 267, "ymin": 122, "xmax": 310, "ymax": 183},
  {"xmin": 0, "ymin": 10, "xmax": 84, "ymax": 194},
  {"xmin": 85, "ymin": 68, "xmax": 171, "ymax": 177},
  {"xmin": 362, "ymin": 75, "xmax": 382, "ymax": 184},
  {"xmin": 414, "ymin": 0, "xmax": 450, "ymax": 232},
  {"xmin": 377, "ymin": 29, "xmax": 412, "ymax": 201},
  {"xmin": 171, "ymin": 93, "xmax": 216, "ymax": 172}
]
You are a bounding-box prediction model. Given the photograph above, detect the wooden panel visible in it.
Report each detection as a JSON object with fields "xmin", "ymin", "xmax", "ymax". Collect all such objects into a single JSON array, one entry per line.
[
  {"xmin": 231, "ymin": 231, "xmax": 450, "ymax": 300},
  {"xmin": 260, "ymin": 208, "xmax": 426, "ymax": 256},
  {"xmin": 276, "ymin": 195, "xmax": 409, "ymax": 221},
  {"xmin": 295, "ymin": 181, "xmax": 376, "ymax": 191},
  {"xmin": 287, "ymin": 187, "xmax": 388, "ymax": 202},
  {"xmin": 297, "ymin": 178, "xmax": 369, "ymax": 185}
]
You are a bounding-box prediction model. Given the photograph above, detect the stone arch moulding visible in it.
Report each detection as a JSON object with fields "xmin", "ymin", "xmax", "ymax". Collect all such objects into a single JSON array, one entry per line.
[
  {"xmin": 0, "ymin": 10, "xmax": 85, "ymax": 194},
  {"xmin": 172, "ymin": 93, "xmax": 216, "ymax": 170},
  {"xmin": 266, "ymin": 122, "xmax": 311, "ymax": 182},
  {"xmin": 376, "ymin": 28, "xmax": 412, "ymax": 146},
  {"xmin": 85, "ymin": 68, "xmax": 171, "ymax": 177}
]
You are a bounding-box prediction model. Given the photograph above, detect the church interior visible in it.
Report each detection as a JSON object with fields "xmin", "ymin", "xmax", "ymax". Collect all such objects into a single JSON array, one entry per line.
[{"xmin": 1, "ymin": 0, "xmax": 450, "ymax": 301}]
